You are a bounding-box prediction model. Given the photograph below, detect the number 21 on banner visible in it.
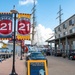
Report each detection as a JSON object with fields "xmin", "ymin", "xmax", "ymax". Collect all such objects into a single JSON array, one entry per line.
[
  {"xmin": 18, "ymin": 20, "xmax": 30, "ymax": 35},
  {"xmin": 0, "ymin": 20, "xmax": 12, "ymax": 35}
]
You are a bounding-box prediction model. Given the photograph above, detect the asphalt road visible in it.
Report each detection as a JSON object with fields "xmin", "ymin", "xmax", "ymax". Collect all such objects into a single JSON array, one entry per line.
[
  {"xmin": 47, "ymin": 56, "xmax": 75, "ymax": 75},
  {"xmin": 1, "ymin": 54, "xmax": 75, "ymax": 75}
]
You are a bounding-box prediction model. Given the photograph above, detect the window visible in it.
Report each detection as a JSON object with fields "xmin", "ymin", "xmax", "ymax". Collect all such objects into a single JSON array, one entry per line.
[
  {"xmin": 60, "ymin": 34, "xmax": 62, "ymax": 37},
  {"xmin": 72, "ymin": 27, "xmax": 75, "ymax": 33},
  {"xmin": 55, "ymin": 35, "xmax": 58, "ymax": 38},
  {"xmin": 65, "ymin": 31, "xmax": 67, "ymax": 35},
  {"xmin": 63, "ymin": 31, "xmax": 67, "ymax": 35},
  {"xmin": 58, "ymin": 27, "xmax": 61, "ymax": 31},
  {"xmin": 69, "ymin": 20, "xmax": 72, "ymax": 25},
  {"xmin": 70, "ymin": 27, "xmax": 75, "ymax": 33},
  {"xmin": 69, "ymin": 19, "xmax": 74, "ymax": 25},
  {"xmin": 58, "ymin": 34, "xmax": 60, "ymax": 37},
  {"xmin": 72, "ymin": 19, "xmax": 74, "ymax": 25},
  {"xmin": 63, "ymin": 23, "xmax": 67, "ymax": 29},
  {"xmin": 69, "ymin": 29, "xmax": 72, "ymax": 33},
  {"xmin": 63, "ymin": 32, "xmax": 65, "ymax": 35},
  {"xmin": 55, "ymin": 29, "xmax": 57, "ymax": 33}
]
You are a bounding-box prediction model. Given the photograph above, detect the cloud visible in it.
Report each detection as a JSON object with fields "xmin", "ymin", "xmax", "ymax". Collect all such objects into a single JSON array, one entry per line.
[
  {"xmin": 19, "ymin": 0, "xmax": 37, "ymax": 5},
  {"xmin": 0, "ymin": 24, "xmax": 54, "ymax": 46},
  {"xmin": 34, "ymin": 24, "xmax": 54, "ymax": 45}
]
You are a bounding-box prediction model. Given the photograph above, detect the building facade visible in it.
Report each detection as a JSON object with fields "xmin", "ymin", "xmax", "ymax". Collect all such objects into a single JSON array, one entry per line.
[{"xmin": 47, "ymin": 14, "xmax": 75, "ymax": 55}]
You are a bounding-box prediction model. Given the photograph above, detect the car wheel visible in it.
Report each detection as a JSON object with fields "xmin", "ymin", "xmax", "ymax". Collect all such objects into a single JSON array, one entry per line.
[{"xmin": 69, "ymin": 56, "xmax": 73, "ymax": 60}]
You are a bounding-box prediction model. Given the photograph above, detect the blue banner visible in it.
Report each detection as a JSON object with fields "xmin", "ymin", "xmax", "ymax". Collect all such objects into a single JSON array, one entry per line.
[{"xmin": 0, "ymin": 13, "xmax": 13, "ymax": 39}]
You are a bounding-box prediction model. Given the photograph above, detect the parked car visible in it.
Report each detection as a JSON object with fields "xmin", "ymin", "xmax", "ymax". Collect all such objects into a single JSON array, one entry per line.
[
  {"xmin": 68, "ymin": 50, "xmax": 75, "ymax": 60},
  {"xmin": 26, "ymin": 52, "xmax": 48, "ymax": 66},
  {"xmin": 0, "ymin": 57, "xmax": 4, "ymax": 62},
  {"xmin": 46, "ymin": 49, "xmax": 51, "ymax": 56},
  {"xmin": 54, "ymin": 49, "xmax": 62, "ymax": 56},
  {"xmin": 26, "ymin": 46, "xmax": 41, "ymax": 59}
]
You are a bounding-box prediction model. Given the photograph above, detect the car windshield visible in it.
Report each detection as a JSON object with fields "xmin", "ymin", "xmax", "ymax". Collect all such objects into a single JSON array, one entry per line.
[
  {"xmin": 31, "ymin": 52, "xmax": 45, "ymax": 58},
  {"xmin": 28, "ymin": 46, "xmax": 40, "ymax": 52}
]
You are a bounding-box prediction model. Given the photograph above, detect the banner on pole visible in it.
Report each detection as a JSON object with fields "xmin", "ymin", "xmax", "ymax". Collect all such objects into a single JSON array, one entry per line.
[
  {"xmin": 17, "ymin": 13, "xmax": 31, "ymax": 40},
  {"xmin": 0, "ymin": 12, "xmax": 13, "ymax": 40}
]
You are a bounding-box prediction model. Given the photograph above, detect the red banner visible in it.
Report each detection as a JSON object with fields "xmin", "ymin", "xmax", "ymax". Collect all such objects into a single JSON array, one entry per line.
[
  {"xmin": 0, "ymin": 20, "xmax": 12, "ymax": 35},
  {"xmin": 18, "ymin": 19, "xmax": 31, "ymax": 35}
]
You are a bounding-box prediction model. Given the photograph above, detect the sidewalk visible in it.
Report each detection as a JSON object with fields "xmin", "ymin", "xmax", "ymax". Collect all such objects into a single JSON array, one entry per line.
[{"xmin": 0, "ymin": 56, "xmax": 26, "ymax": 75}]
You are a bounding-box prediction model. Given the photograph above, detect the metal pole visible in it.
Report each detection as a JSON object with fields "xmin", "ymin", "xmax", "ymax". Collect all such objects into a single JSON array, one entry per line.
[
  {"xmin": 65, "ymin": 37, "xmax": 68, "ymax": 56},
  {"xmin": 10, "ymin": 13, "xmax": 18, "ymax": 75},
  {"xmin": 20, "ymin": 41, "xmax": 23, "ymax": 60}
]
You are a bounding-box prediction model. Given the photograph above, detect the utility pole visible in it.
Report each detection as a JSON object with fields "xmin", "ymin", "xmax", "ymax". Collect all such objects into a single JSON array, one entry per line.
[
  {"xmin": 56, "ymin": 5, "xmax": 63, "ymax": 50},
  {"xmin": 56, "ymin": 5, "xmax": 63, "ymax": 24},
  {"xmin": 31, "ymin": 0, "xmax": 36, "ymax": 45}
]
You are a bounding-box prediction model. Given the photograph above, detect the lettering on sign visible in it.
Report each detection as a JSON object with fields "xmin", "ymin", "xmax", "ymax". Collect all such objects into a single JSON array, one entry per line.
[
  {"xmin": 0, "ymin": 20, "xmax": 12, "ymax": 35},
  {"xmin": 18, "ymin": 18, "xmax": 31, "ymax": 35},
  {"xmin": 30, "ymin": 62, "xmax": 44, "ymax": 66}
]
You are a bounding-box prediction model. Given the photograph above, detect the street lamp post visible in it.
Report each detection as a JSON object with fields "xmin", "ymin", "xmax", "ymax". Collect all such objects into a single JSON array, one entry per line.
[
  {"xmin": 10, "ymin": 6, "xmax": 18, "ymax": 75},
  {"xmin": 20, "ymin": 41, "xmax": 23, "ymax": 60}
]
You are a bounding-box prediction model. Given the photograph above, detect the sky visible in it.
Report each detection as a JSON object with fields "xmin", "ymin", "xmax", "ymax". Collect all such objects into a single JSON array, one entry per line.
[{"xmin": 0, "ymin": 0, "xmax": 75, "ymax": 45}]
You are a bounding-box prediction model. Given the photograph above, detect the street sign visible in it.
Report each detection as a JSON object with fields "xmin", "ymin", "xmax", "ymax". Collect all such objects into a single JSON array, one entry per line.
[
  {"xmin": 27, "ymin": 60, "xmax": 48, "ymax": 75},
  {"xmin": 0, "ymin": 20, "xmax": 12, "ymax": 35},
  {"xmin": 18, "ymin": 18, "xmax": 31, "ymax": 35}
]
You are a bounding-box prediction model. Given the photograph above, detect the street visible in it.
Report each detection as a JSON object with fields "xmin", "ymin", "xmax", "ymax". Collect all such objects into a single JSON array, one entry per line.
[
  {"xmin": 47, "ymin": 56, "xmax": 75, "ymax": 75},
  {"xmin": 0, "ymin": 55, "xmax": 75, "ymax": 75}
]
